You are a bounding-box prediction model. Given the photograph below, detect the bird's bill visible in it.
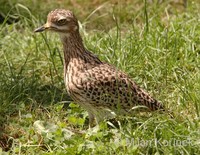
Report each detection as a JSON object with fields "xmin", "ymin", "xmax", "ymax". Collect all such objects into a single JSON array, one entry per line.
[
  {"xmin": 34, "ymin": 25, "xmax": 46, "ymax": 32},
  {"xmin": 34, "ymin": 23, "xmax": 49, "ymax": 32}
]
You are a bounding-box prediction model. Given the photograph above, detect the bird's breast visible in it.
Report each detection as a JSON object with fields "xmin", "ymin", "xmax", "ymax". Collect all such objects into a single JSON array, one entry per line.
[{"xmin": 64, "ymin": 61, "xmax": 88, "ymax": 101}]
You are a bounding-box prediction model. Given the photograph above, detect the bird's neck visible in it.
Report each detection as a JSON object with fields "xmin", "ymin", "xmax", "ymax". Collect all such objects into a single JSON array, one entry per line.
[
  {"xmin": 60, "ymin": 31, "xmax": 102, "ymax": 70},
  {"xmin": 60, "ymin": 31, "xmax": 84, "ymax": 64}
]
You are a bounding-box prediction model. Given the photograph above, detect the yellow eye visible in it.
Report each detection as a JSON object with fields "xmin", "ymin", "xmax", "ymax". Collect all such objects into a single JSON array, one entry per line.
[{"xmin": 57, "ymin": 19, "xmax": 67, "ymax": 25}]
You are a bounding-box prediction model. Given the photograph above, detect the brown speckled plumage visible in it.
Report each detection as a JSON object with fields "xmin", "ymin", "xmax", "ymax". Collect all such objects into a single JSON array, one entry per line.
[{"xmin": 35, "ymin": 9, "xmax": 166, "ymax": 125}]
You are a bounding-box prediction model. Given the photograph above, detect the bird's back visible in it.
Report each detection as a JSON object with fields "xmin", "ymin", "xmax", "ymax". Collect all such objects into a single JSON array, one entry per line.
[{"xmin": 66, "ymin": 59, "xmax": 164, "ymax": 118}]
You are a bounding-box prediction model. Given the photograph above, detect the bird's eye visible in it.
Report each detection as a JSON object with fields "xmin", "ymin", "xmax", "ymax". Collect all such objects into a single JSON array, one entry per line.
[{"xmin": 57, "ymin": 19, "xmax": 67, "ymax": 25}]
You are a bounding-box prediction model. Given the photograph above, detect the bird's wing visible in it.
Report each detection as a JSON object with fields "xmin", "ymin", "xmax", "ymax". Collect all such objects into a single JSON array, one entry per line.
[{"xmin": 83, "ymin": 63, "xmax": 164, "ymax": 111}]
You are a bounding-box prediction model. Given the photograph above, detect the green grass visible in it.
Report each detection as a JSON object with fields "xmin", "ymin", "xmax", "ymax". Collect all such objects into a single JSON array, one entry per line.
[{"xmin": 0, "ymin": 0, "xmax": 200, "ymax": 154}]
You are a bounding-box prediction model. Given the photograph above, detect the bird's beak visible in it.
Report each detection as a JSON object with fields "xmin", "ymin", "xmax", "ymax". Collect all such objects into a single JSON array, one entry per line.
[{"xmin": 34, "ymin": 23, "xmax": 49, "ymax": 33}]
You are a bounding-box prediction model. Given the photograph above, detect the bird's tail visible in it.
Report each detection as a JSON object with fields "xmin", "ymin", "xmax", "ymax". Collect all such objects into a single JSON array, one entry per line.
[{"xmin": 136, "ymin": 88, "xmax": 174, "ymax": 118}]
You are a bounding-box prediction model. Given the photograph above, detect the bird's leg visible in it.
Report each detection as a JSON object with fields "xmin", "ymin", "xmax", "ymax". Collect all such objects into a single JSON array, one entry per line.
[{"xmin": 88, "ymin": 112, "xmax": 96, "ymax": 128}]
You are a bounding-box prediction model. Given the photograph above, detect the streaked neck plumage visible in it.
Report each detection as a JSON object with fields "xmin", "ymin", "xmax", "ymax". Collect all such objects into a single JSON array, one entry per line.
[{"xmin": 60, "ymin": 30, "xmax": 102, "ymax": 73}]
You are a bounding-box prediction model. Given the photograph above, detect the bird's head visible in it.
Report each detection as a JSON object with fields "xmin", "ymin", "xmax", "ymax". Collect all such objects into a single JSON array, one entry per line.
[{"xmin": 35, "ymin": 9, "xmax": 79, "ymax": 34}]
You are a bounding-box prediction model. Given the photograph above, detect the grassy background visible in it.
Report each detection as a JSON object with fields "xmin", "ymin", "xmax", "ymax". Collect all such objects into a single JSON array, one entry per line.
[{"xmin": 0, "ymin": 0, "xmax": 200, "ymax": 154}]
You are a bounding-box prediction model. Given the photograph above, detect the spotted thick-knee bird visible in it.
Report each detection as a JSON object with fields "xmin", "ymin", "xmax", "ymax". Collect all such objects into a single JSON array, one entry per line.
[{"xmin": 35, "ymin": 9, "xmax": 167, "ymax": 125}]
